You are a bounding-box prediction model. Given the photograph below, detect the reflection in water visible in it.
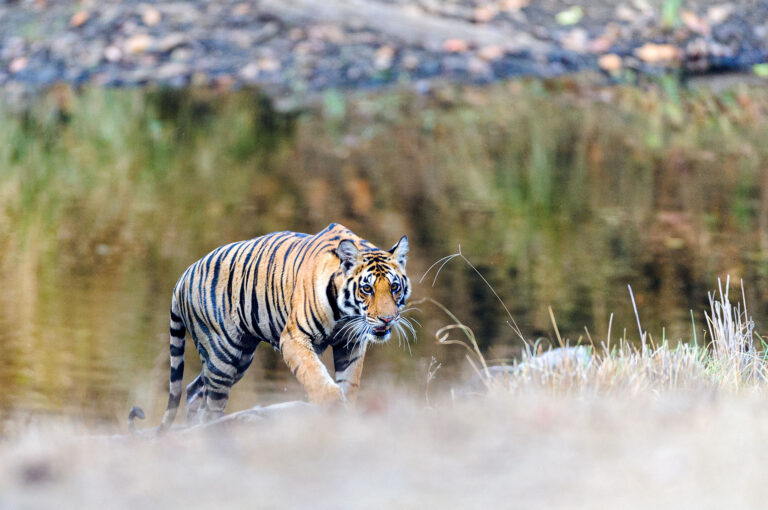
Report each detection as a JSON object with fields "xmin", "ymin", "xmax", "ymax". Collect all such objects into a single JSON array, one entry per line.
[{"xmin": 3, "ymin": 82, "xmax": 768, "ymax": 422}]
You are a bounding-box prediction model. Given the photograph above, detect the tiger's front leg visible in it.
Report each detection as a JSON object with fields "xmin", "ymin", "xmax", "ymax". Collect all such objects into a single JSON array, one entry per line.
[
  {"xmin": 279, "ymin": 323, "xmax": 344, "ymax": 405},
  {"xmin": 333, "ymin": 342, "xmax": 367, "ymax": 402}
]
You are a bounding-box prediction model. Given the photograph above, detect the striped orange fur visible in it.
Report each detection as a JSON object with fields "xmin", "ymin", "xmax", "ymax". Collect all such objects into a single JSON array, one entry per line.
[{"xmin": 158, "ymin": 223, "xmax": 411, "ymax": 430}]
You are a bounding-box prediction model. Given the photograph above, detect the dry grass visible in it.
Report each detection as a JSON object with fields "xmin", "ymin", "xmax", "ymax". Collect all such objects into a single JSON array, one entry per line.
[{"xmin": 1, "ymin": 277, "xmax": 767, "ymax": 509}]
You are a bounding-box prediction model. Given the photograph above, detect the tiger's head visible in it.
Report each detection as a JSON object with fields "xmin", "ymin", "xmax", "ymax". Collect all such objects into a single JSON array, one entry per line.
[{"xmin": 334, "ymin": 235, "xmax": 411, "ymax": 344}]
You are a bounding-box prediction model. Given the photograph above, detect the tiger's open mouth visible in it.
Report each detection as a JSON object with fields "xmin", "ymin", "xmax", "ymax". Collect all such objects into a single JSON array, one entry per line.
[{"xmin": 373, "ymin": 326, "xmax": 390, "ymax": 337}]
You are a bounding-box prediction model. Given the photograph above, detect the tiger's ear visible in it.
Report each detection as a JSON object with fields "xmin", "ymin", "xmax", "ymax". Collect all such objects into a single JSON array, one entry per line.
[
  {"xmin": 336, "ymin": 240, "xmax": 359, "ymax": 274},
  {"xmin": 388, "ymin": 235, "xmax": 409, "ymax": 268}
]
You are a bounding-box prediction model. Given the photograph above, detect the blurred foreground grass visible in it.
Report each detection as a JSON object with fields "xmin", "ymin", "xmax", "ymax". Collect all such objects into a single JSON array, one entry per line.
[{"xmin": 1, "ymin": 276, "xmax": 767, "ymax": 509}]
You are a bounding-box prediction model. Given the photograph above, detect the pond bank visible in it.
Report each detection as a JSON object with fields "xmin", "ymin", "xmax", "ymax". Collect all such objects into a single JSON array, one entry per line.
[{"xmin": 2, "ymin": 0, "xmax": 768, "ymax": 104}]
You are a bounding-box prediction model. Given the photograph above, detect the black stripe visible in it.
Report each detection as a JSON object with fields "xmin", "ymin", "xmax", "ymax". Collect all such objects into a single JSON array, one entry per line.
[
  {"xmin": 207, "ymin": 390, "xmax": 228, "ymax": 401},
  {"xmin": 170, "ymin": 326, "xmax": 186, "ymax": 338},
  {"xmin": 326, "ymin": 277, "xmax": 341, "ymax": 321},
  {"xmin": 170, "ymin": 344, "xmax": 185, "ymax": 356},
  {"xmin": 335, "ymin": 355, "xmax": 360, "ymax": 372},
  {"xmin": 170, "ymin": 311, "xmax": 182, "ymax": 322},
  {"xmin": 170, "ymin": 362, "xmax": 185, "ymax": 382}
]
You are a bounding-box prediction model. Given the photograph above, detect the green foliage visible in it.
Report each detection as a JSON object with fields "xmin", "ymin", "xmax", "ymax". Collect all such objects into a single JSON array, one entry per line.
[{"xmin": 661, "ymin": 0, "xmax": 682, "ymax": 29}]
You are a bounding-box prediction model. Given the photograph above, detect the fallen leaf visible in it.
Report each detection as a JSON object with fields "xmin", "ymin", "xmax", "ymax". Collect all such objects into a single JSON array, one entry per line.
[
  {"xmin": 556, "ymin": 6, "xmax": 583, "ymax": 25},
  {"xmin": 753, "ymin": 63, "xmax": 768, "ymax": 77},
  {"xmin": 499, "ymin": 0, "xmax": 530, "ymax": 11},
  {"xmin": 478, "ymin": 45, "xmax": 504, "ymax": 61},
  {"xmin": 635, "ymin": 43, "xmax": 680, "ymax": 63},
  {"xmin": 70, "ymin": 10, "xmax": 90, "ymax": 28},
  {"xmin": 681, "ymin": 10, "xmax": 709, "ymax": 34},
  {"xmin": 124, "ymin": 34, "xmax": 154, "ymax": 55},
  {"xmin": 474, "ymin": 5, "xmax": 497, "ymax": 22},
  {"xmin": 598, "ymin": 53, "xmax": 622, "ymax": 72},
  {"xmin": 443, "ymin": 39, "xmax": 469, "ymax": 52}
]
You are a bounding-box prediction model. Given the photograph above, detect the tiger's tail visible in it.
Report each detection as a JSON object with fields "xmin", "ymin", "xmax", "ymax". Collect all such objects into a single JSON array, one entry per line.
[{"xmin": 159, "ymin": 297, "xmax": 187, "ymax": 434}]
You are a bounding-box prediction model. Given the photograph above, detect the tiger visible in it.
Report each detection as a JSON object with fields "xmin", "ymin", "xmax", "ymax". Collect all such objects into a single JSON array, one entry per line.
[{"xmin": 145, "ymin": 223, "xmax": 412, "ymax": 432}]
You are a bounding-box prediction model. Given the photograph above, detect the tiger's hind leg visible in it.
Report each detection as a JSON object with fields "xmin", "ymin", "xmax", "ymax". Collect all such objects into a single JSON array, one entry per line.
[
  {"xmin": 185, "ymin": 373, "xmax": 205, "ymax": 424},
  {"xmin": 201, "ymin": 374, "xmax": 234, "ymax": 421},
  {"xmin": 198, "ymin": 336, "xmax": 261, "ymax": 422}
]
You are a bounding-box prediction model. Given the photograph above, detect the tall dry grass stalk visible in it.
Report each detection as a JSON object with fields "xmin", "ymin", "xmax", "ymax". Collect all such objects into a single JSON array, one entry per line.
[{"xmin": 427, "ymin": 253, "xmax": 767, "ymax": 397}]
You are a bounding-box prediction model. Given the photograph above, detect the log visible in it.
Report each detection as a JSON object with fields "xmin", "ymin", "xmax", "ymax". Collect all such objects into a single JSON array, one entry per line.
[{"xmin": 257, "ymin": 0, "xmax": 547, "ymax": 53}]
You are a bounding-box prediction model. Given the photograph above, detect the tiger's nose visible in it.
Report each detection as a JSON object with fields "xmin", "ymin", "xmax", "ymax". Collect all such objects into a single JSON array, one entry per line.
[{"xmin": 378, "ymin": 314, "xmax": 397, "ymax": 324}]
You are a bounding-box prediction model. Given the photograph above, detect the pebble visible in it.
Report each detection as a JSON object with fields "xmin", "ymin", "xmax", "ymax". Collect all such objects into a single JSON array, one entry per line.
[
  {"xmin": 9, "ymin": 57, "xmax": 28, "ymax": 73},
  {"xmin": 141, "ymin": 7, "xmax": 161, "ymax": 27},
  {"xmin": 156, "ymin": 33, "xmax": 186, "ymax": 53},
  {"xmin": 104, "ymin": 46, "xmax": 122, "ymax": 62},
  {"xmin": 707, "ymin": 4, "xmax": 734, "ymax": 25}
]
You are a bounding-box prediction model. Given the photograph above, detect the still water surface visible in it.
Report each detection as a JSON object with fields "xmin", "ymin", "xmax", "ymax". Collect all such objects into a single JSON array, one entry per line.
[{"xmin": 3, "ymin": 84, "xmax": 768, "ymax": 423}]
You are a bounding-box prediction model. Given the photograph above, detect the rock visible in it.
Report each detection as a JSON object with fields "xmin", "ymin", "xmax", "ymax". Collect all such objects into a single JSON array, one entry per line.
[
  {"xmin": 239, "ymin": 62, "xmax": 260, "ymax": 81},
  {"xmin": 180, "ymin": 401, "xmax": 318, "ymax": 433},
  {"xmin": 458, "ymin": 346, "xmax": 594, "ymax": 394},
  {"xmin": 69, "ymin": 10, "xmax": 90, "ymax": 28},
  {"xmin": 141, "ymin": 7, "xmax": 162, "ymax": 27},
  {"xmin": 615, "ymin": 5, "xmax": 637, "ymax": 22},
  {"xmin": 9, "ymin": 57, "xmax": 27, "ymax": 73},
  {"xmin": 561, "ymin": 28, "xmax": 589, "ymax": 53},
  {"xmin": 707, "ymin": 4, "xmax": 734, "ymax": 25},
  {"xmin": 156, "ymin": 33, "xmax": 187, "ymax": 53},
  {"xmin": 468, "ymin": 57, "xmax": 491, "ymax": 76},
  {"xmin": 402, "ymin": 53, "xmax": 420, "ymax": 69},
  {"xmin": 104, "ymin": 46, "xmax": 122, "ymax": 62},
  {"xmin": 156, "ymin": 62, "xmax": 188, "ymax": 80},
  {"xmin": 232, "ymin": 3, "xmax": 251, "ymax": 17},
  {"xmin": 258, "ymin": 57, "xmax": 281, "ymax": 72},
  {"xmin": 170, "ymin": 47, "xmax": 193, "ymax": 62},
  {"xmin": 374, "ymin": 45, "xmax": 394, "ymax": 70},
  {"xmin": 478, "ymin": 45, "xmax": 504, "ymax": 61}
]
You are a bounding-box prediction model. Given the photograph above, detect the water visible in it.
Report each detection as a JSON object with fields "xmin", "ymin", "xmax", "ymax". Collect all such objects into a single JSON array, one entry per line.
[{"xmin": 3, "ymin": 82, "xmax": 768, "ymax": 424}]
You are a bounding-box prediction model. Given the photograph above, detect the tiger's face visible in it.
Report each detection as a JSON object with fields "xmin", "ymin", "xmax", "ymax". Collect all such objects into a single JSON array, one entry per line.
[{"xmin": 335, "ymin": 235, "xmax": 411, "ymax": 343}]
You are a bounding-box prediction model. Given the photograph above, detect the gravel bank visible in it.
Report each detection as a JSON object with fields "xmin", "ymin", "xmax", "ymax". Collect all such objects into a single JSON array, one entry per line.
[{"xmin": 1, "ymin": 0, "xmax": 767, "ymax": 99}]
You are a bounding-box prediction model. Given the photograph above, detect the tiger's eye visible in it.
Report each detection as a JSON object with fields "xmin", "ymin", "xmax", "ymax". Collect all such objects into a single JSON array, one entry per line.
[
  {"xmin": 391, "ymin": 282, "xmax": 400, "ymax": 293},
  {"xmin": 361, "ymin": 284, "xmax": 373, "ymax": 294}
]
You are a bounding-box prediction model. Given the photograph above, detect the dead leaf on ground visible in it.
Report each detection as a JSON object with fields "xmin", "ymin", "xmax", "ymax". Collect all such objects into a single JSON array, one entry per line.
[{"xmin": 635, "ymin": 43, "xmax": 680, "ymax": 63}]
